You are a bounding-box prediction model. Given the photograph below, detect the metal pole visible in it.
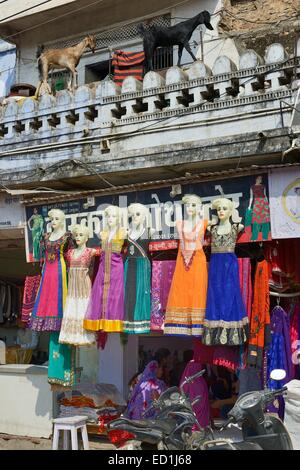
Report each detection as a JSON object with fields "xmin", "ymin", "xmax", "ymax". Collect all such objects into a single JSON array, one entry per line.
[{"xmin": 200, "ymin": 29, "xmax": 204, "ymax": 62}]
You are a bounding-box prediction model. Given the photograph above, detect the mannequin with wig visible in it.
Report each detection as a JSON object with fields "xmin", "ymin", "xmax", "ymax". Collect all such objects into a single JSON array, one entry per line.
[
  {"xmin": 59, "ymin": 224, "xmax": 97, "ymax": 346},
  {"xmin": 123, "ymin": 203, "xmax": 153, "ymax": 334},
  {"xmin": 202, "ymin": 197, "xmax": 248, "ymax": 346},
  {"xmin": 164, "ymin": 193, "xmax": 208, "ymax": 336},
  {"xmin": 84, "ymin": 205, "xmax": 126, "ymax": 333},
  {"xmin": 28, "ymin": 208, "xmax": 76, "ymax": 388}
]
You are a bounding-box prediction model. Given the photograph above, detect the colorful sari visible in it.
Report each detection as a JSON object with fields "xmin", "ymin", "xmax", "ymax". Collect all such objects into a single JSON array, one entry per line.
[
  {"xmin": 179, "ymin": 360, "xmax": 210, "ymax": 428},
  {"xmin": 124, "ymin": 361, "xmax": 167, "ymax": 420}
]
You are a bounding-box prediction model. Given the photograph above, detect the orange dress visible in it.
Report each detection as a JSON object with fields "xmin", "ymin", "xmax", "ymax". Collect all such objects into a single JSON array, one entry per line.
[{"xmin": 164, "ymin": 219, "xmax": 208, "ymax": 336}]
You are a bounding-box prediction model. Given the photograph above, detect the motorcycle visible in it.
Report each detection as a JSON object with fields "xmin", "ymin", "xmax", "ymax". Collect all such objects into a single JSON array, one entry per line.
[
  {"xmin": 107, "ymin": 369, "xmax": 212, "ymax": 450},
  {"xmin": 197, "ymin": 369, "xmax": 293, "ymax": 451}
]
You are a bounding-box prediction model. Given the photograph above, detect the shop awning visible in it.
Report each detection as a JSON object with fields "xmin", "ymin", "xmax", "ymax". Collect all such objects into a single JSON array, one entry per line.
[{"xmin": 19, "ymin": 161, "xmax": 300, "ymax": 206}]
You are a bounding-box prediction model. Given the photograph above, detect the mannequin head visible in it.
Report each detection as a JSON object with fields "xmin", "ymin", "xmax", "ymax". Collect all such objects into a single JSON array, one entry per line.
[
  {"xmin": 128, "ymin": 203, "xmax": 149, "ymax": 228},
  {"xmin": 104, "ymin": 205, "xmax": 120, "ymax": 230},
  {"xmin": 212, "ymin": 198, "xmax": 233, "ymax": 222},
  {"xmin": 71, "ymin": 224, "xmax": 89, "ymax": 247},
  {"xmin": 182, "ymin": 194, "xmax": 202, "ymax": 219},
  {"xmin": 48, "ymin": 209, "xmax": 65, "ymax": 232},
  {"xmin": 255, "ymin": 175, "xmax": 263, "ymax": 185}
]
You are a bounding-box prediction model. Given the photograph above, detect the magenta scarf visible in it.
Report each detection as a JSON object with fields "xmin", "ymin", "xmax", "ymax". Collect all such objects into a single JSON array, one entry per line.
[{"xmin": 179, "ymin": 360, "xmax": 210, "ymax": 428}]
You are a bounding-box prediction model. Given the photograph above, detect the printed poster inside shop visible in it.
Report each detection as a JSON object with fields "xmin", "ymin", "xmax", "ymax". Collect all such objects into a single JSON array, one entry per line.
[
  {"xmin": 269, "ymin": 166, "xmax": 300, "ymax": 239},
  {"xmin": 25, "ymin": 174, "xmax": 272, "ymax": 262}
]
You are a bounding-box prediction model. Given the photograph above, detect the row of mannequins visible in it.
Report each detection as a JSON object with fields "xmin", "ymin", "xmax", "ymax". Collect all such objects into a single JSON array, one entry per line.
[{"xmin": 28, "ymin": 196, "xmax": 249, "ymax": 386}]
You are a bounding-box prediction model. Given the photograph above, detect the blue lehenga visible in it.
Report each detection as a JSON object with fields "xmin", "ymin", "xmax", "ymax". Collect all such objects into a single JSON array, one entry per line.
[{"xmin": 202, "ymin": 224, "xmax": 249, "ymax": 346}]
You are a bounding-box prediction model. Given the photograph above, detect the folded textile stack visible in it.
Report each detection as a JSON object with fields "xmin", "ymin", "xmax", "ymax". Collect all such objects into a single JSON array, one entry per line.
[{"xmin": 57, "ymin": 382, "xmax": 126, "ymax": 425}]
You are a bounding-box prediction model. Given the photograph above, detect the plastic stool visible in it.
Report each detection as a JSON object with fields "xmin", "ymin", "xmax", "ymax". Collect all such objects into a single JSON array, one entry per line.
[{"xmin": 52, "ymin": 416, "xmax": 89, "ymax": 450}]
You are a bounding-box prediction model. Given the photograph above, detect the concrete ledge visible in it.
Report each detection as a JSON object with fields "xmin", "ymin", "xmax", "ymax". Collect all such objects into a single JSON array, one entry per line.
[{"xmin": 0, "ymin": 364, "xmax": 48, "ymax": 375}]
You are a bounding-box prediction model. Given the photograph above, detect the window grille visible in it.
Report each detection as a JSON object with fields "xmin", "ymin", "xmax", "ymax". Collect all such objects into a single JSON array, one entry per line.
[{"xmin": 42, "ymin": 15, "xmax": 171, "ymax": 52}]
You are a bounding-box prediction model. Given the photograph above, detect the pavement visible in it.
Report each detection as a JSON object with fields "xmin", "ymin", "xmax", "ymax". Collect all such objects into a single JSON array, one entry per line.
[{"xmin": 0, "ymin": 433, "xmax": 117, "ymax": 450}]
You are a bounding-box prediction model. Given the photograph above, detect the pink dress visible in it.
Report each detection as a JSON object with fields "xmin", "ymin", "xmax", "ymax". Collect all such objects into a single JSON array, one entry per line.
[{"xmin": 29, "ymin": 233, "xmax": 73, "ymax": 331}]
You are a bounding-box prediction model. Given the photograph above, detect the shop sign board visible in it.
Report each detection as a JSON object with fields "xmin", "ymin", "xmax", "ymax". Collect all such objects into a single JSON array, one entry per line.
[
  {"xmin": 0, "ymin": 194, "xmax": 25, "ymax": 229},
  {"xmin": 269, "ymin": 166, "xmax": 300, "ymax": 239},
  {"xmin": 24, "ymin": 174, "xmax": 272, "ymax": 262}
]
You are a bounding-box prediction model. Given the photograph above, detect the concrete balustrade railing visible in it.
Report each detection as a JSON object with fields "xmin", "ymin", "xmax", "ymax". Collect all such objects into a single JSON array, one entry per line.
[{"xmin": 0, "ymin": 42, "xmax": 297, "ymax": 143}]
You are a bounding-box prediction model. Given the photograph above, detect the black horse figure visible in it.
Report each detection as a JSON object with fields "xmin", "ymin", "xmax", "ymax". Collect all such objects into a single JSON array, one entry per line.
[{"xmin": 137, "ymin": 10, "xmax": 214, "ymax": 72}]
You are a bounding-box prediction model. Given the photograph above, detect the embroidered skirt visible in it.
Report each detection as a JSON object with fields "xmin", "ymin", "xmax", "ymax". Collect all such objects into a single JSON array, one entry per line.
[
  {"xmin": 164, "ymin": 249, "xmax": 207, "ymax": 336},
  {"xmin": 83, "ymin": 251, "xmax": 124, "ymax": 332},
  {"xmin": 123, "ymin": 257, "xmax": 151, "ymax": 334},
  {"xmin": 48, "ymin": 332, "xmax": 77, "ymax": 387},
  {"xmin": 202, "ymin": 253, "xmax": 249, "ymax": 346}
]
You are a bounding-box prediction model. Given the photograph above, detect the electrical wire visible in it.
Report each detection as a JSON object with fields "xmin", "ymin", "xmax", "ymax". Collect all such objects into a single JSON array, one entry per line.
[
  {"xmin": 0, "ymin": 0, "xmax": 54, "ymax": 24},
  {"xmin": 0, "ymin": 0, "xmax": 191, "ymax": 42}
]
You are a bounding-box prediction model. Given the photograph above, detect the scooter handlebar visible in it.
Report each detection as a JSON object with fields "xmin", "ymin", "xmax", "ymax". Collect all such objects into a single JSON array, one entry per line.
[{"xmin": 180, "ymin": 369, "xmax": 205, "ymax": 388}]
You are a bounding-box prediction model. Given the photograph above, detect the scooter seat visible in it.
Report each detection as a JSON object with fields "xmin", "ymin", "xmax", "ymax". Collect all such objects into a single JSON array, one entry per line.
[{"xmin": 108, "ymin": 417, "xmax": 175, "ymax": 434}]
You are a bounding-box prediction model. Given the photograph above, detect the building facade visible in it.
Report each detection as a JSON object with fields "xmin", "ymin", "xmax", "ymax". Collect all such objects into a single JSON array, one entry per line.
[{"xmin": 0, "ymin": 0, "xmax": 299, "ymax": 415}]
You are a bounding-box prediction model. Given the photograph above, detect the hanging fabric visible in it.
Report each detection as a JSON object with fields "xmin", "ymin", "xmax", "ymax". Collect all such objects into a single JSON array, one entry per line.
[
  {"xmin": 238, "ymin": 258, "xmax": 252, "ymax": 319},
  {"xmin": 21, "ymin": 275, "xmax": 41, "ymax": 324},
  {"xmin": 112, "ymin": 50, "xmax": 145, "ymax": 86},
  {"xmin": 150, "ymin": 260, "xmax": 176, "ymax": 332},
  {"xmin": 247, "ymin": 259, "xmax": 271, "ymax": 368},
  {"xmin": 267, "ymin": 305, "xmax": 293, "ymax": 389},
  {"xmin": 290, "ymin": 303, "xmax": 300, "ymax": 379},
  {"xmin": 164, "ymin": 220, "xmax": 208, "ymax": 336},
  {"xmin": 48, "ymin": 332, "xmax": 77, "ymax": 388}
]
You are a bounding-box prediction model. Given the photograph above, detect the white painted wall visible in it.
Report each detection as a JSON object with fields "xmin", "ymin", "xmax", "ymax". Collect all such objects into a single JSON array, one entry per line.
[
  {"xmin": 0, "ymin": 364, "xmax": 53, "ymax": 438},
  {"xmin": 98, "ymin": 333, "xmax": 138, "ymax": 398},
  {"xmin": 0, "ymin": 0, "xmax": 75, "ymax": 23},
  {"xmin": 0, "ymin": 42, "xmax": 16, "ymax": 98},
  {"xmin": 79, "ymin": 344, "xmax": 99, "ymax": 383},
  {"xmin": 171, "ymin": 0, "xmax": 220, "ymax": 67}
]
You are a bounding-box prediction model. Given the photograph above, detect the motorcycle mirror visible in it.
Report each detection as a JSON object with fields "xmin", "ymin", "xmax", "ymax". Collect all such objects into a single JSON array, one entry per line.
[{"xmin": 270, "ymin": 369, "xmax": 286, "ymax": 381}]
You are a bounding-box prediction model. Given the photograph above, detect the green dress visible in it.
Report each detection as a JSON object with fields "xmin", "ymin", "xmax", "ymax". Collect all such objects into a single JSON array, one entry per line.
[{"xmin": 30, "ymin": 214, "xmax": 44, "ymax": 261}]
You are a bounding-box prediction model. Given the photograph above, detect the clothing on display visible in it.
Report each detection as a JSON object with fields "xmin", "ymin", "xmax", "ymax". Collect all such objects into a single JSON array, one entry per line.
[
  {"xmin": 267, "ymin": 305, "xmax": 293, "ymax": 390},
  {"xmin": 21, "ymin": 275, "xmax": 41, "ymax": 324},
  {"xmin": 238, "ymin": 258, "xmax": 252, "ymax": 319},
  {"xmin": 83, "ymin": 229, "xmax": 125, "ymax": 333},
  {"xmin": 193, "ymin": 340, "xmax": 240, "ymax": 372},
  {"xmin": 48, "ymin": 331, "xmax": 77, "ymax": 387},
  {"xmin": 247, "ymin": 259, "xmax": 271, "ymax": 368},
  {"xmin": 0, "ymin": 281, "xmax": 22, "ymax": 324},
  {"xmin": 164, "ymin": 219, "xmax": 208, "ymax": 336},
  {"xmin": 29, "ymin": 233, "xmax": 73, "ymax": 331},
  {"xmin": 266, "ymin": 240, "xmax": 300, "ymax": 290},
  {"xmin": 202, "ymin": 224, "xmax": 248, "ymax": 346},
  {"xmin": 123, "ymin": 235, "xmax": 151, "ymax": 334},
  {"xmin": 59, "ymin": 248, "xmax": 96, "ymax": 346},
  {"xmin": 290, "ymin": 303, "xmax": 300, "ymax": 379},
  {"xmin": 150, "ymin": 260, "xmax": 176, "ymax": 332}
]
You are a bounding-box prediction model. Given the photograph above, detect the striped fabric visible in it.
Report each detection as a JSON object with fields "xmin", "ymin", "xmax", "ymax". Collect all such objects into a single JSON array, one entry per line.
[{"xmin": 112, "ymin": 50, "xmax": 145, "ymax": 86}]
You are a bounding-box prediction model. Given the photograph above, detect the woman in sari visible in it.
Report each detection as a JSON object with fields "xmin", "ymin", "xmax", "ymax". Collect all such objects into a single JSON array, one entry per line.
[
  {"xmin": 124, "ymin": 360, "xmax": 167, "ymax": 420},
  {"xmin": 179, "ymin": 360, "xmax": 210, "ymax": 428}
]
